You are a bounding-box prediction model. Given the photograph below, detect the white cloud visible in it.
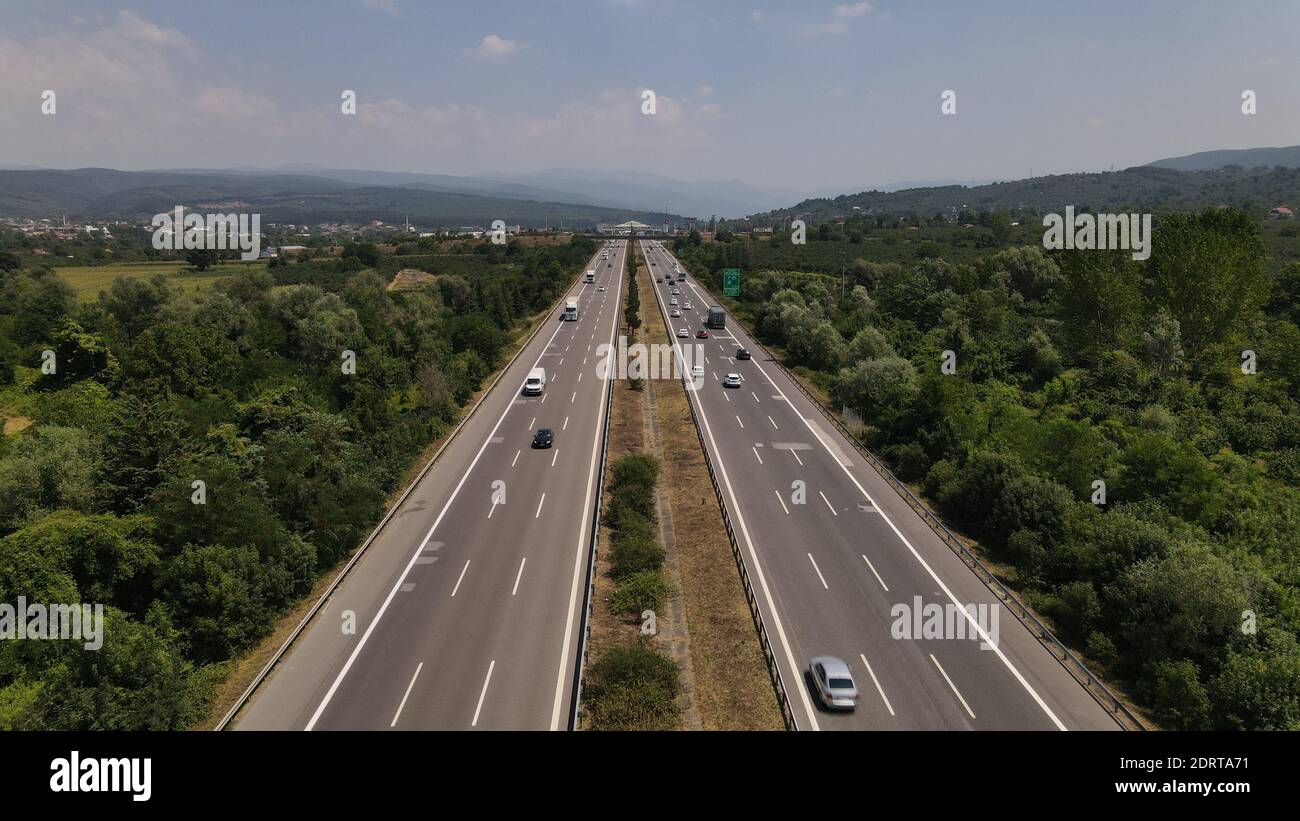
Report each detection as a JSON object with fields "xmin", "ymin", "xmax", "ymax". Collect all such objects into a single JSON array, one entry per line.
[
  {"xmin": 464, "ymin": 34, "xmax": 521, "ymax": 61},
  {"xmin": 696, "ymin": 84, "xmax": 714, "ymax": 97},
  {"xmin": 361, "ymin": 0, "xmax": 398, "ymax": 16},
  {"xmin": 832, "ymin": 2, "xmax": 872, "ymax": 19}
]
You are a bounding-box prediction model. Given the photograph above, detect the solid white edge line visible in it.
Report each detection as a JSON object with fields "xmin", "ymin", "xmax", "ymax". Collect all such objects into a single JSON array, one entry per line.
[
  {"xmin": 676, "ymin": 254, "xmax": 1068, "ymax": 732},
  {"xmin": 646, "ymin": 241, "xmax": 819, "ymax": 730},
  {"xmin": 549, "ymin": 241, "xmax": 626, "ymax": 730}
]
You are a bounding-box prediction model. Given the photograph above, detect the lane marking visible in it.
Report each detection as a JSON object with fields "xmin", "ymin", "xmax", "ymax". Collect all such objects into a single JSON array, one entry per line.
[
  {"xmin": 563, "ymin": 416, "xmax": 569, "ymax": 431},
  {"xmin": 752, "ymin": 391, "xmax": 760, "ymax": 403},
  {"xmin": 488, "ymin": 496, "xmax": 501, "ymax": 519},
  {"xmin": 451, "ymin": 560, "xmax": 471, "ymax": 597},
  {"xmin": 859, "ymin": 654, "xmax": 895, "ymax": 717},
  {"xmin": 511, "ymin": 449, "xmax": 520, "ymax": 467},
  {"xmin": 736, "ymin": 415, "xmax": 744, "ymax": 429},
  {"xmin": 303, "ymin": 283, "xmax": 580, "ymax": 730},
  {"xmin": 775, "ymin": 490, "xmax": 789, "ymax": 514},
  {"xmin": 535, "ymin": 493, "xmax": 546, "ymax": 518},
  {"xmin": 768, "ymin": 415, "xmax": 779, "ymax": 430},
  {"xmin": 818, "ymin": 490, "xmax": 838, "ymax": 516},
  {"xmin": 472, "ymin": 660, "xmax": 496, "ymax": 727},
  {"xmin": 512, "ymin": 557, "xmax": 527, "ymax": 596},
  {"xmin": 931, "ymin": 653, "xmax": 976, "ymax": 719},
  {"xmin": 791, "ymin": 449, "xmax": 804, "ymax": 466},
  {"xmin": 862, "ymin": 554, "xmax": 889, "ymax": 591},
  {"xmin": 551, "ymin": 449, "xmax": 559, "ymax": 467},
  {"xmin": 807, "ymin": 552, "xmax": 829, "ymax": 590},
  {"xmin": 752, "ymin": 446, "xmax": 763, "ymax": 465},
  {"xmin": 389, "ymin": 662, "xmax": 423, "ymax": 728}
]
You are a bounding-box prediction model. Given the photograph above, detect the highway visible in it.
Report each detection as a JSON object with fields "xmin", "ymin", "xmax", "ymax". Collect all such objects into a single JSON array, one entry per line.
[
  {"xmin": 235, "ymin": 241, "xmax": 626, "ymax": 730},
  {"xmin": 639, "ymin": 239, "xmax": 1122, "ymax": 731}
]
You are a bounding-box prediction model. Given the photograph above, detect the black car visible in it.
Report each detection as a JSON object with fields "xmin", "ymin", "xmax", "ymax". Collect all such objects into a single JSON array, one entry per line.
[
  {"xmin": 532, "ymin": 428, "xmax": 554, "ymax": 448},
  {"xmin": 736, "ymin": 348, "xmax": 751, "ymax": 360}
]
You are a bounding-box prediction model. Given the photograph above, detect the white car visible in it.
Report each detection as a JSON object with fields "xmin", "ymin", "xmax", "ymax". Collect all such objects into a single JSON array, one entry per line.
[
  {"xmin": 670, "ymin": 309, "xmax": 681, "ymax": 317},
  {"xmin": 723, "ymin": 373, "xmax": 742, "ymax": 388},
  {"xmin": 598, "ymin": 285, "xmax": 606, "ymax": 291},
  {"xmin": 669, "ymin": 297, "xmax": 678, "ymax": 305},
  {"xmin": 683, "ymin": 302, "xmax": 693, "ymax": 310},
  {"xmin": 671, "ymin": 288, "xmax": 680, "ymax": 295},
  {"xmin": 691, "ymin": 365, "xmax": 704, "ymax": 378},
  {"xmin": 677, "ymin": 328, "xmax": 689, "ymax": 338}
]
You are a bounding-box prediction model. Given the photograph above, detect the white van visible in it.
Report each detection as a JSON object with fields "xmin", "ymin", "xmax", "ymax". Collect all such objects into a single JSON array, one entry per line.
[{"xmin": 524, "ymin": 367, "xmax": 546, "ymax": 396}]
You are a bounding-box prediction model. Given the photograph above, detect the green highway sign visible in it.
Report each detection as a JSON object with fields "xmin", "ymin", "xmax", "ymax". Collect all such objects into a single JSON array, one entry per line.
[{"xmin": 723, "ymin": 268, "xmax": 741, "ymax": 296}]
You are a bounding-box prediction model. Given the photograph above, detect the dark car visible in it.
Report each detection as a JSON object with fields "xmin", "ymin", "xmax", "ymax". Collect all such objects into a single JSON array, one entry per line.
[
  {"xmin": 736, "ymin": 347, "xmax": 751, "ymax": 360},
  {"xmin": 695, "ymin": 329, "xmax": 709, "ymax": 339},
  {"xmin": 532, "ymin": 428, "xmax": 554, "ymax": 448}
]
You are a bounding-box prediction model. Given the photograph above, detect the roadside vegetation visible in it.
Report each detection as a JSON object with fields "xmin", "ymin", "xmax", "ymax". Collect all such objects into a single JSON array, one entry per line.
[
  {"xmin": 0, "ymin": 237, "xmax": 596, "ymax": 729},
  {"xmin": 674, "ymin": 209, "xmax": 1300, "ymax": 730}
]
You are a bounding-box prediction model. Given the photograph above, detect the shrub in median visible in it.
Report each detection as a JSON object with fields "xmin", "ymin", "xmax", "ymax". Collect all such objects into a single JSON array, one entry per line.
[
  {"xmin": 608, "ymin": 569, "xmax": 673, "ymax": 615},
  {"xmin": 583, "ymin": 642, "xmax": 681, "ymax": 730}
]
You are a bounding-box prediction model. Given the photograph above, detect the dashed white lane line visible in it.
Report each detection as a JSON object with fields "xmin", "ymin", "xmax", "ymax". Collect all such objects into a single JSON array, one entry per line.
[
  {"xmin": 563, "ymin": 416, "xmax": 569, "ymax": 430},
  {"xmin": 775, "ymin": 490, "xmax": 790, "ymax": 515},
  {"xmin": 451, "ymin": 560, "xmax": 471, "ymax": 597},
  {"xmin": 862, "ymin": 554, "xmax": 889, "ymax": 592},
  {"xmin": 529, "ymin": 416, "xmax": 536, "ymax": 429},
  {"xmin": 535, "ymin": 493, "xmax": 546, "ymax": 518},
  {"xmin": 471, "ymin": 660, "xmax": 496, "ymax": 727},
  {"xmin": 791, "ymin": 448, "xmax": 804, "ymax": 466},
  {"xmin": 488, "ymin": 496, "xmax": 501, "ymax": 519},
  {"xmin": 512, "ymin": 557, "xmax": 527, "ymax": 596},
  {"xmin": 511, "ymin": 449, "xmax": 520, "ymax": 467},
  {"xmin": 819, "ymin": 490, "xmax": 838, "ymax": 516},
  {"xmin": 860, "ymin": 654, "xmax": 895, "ymax": 717},
  {"xmin": 930, "ymin": 653, "xmax": 976, "ymax": 719},
  {"xmin": 807, "ymin": 553, "xmax": 829, "ymax": 590},
  {"xmin": 752, "ymin": 391, "xmax": 760, "ymax": 403},
  {"xmin": 768, "ymin": 415, "xmax": 779, "ymax": 430},
  {"xmin": 389, "ymin": 662, "xmax": 423, "ymax": 728},
  {"xmin": 570, "ymin": 391, "xmax": 576, "ymax": 404},
  {"xmin": 736, "ymin": 415, "xmax": 744, "ymax": 429},
  {"xmin": 551, "ymin": 448, "xmax": 559, "ymax": 467}
]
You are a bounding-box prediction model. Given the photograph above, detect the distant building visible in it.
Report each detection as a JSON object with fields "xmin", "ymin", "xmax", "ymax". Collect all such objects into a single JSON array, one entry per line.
[{"xmin": 1269, "ymin": 205, "xmax": 1294, "ymax": 219}]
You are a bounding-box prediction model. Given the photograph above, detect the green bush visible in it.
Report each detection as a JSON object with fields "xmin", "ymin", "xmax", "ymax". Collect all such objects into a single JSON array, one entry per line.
[
  {"xmin": 608, "ymin": 569, "xmax": 672, "ymax": 615},
  {"xmin": 610, "ymin": 527, "xmax": 665, "ymax": 579},
  {"xmin": 583, "ymin": 643, "xmax": 680, "ymax": 730}
]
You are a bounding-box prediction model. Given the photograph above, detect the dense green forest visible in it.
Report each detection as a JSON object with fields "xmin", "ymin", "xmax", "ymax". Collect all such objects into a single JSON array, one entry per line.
[
  {"xmin": 674, "ymin": 211, "xmax": 1300, "ymax": 729},
  {"xmin": 0, "ymin": 237, "xmax": 594, "ymax": 728}
]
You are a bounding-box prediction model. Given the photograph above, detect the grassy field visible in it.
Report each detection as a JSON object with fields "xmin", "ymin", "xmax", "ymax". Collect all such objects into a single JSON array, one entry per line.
[{"xmin": 55, "ymin": 260, "xmax": 266, "ymax": 299}]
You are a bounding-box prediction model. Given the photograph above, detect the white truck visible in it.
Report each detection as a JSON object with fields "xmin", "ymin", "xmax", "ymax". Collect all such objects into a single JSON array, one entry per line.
[
  {"xmin": 524, "ymin": 367, "xmax": 546, "ymax": 396},
  {"xmin": 563, "ymin": 298, "xmax": 579, "ymax": 321},
  {"xmin": 585, "ymin": 269, "xmax": 596, "ymax": 283}
]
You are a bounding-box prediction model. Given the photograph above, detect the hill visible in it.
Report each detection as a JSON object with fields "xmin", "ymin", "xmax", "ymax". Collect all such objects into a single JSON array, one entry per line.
[
  {"xmin": 749, "ymin": 164, "xmax": 1300, "ymax": 224},
  {"xmin": 0, "ymin": 168, "xmax": 682, "ymax": 228},
  {"xmin": 1148, "ymin": 144, "xmax": 1300, "ymax": 171}
]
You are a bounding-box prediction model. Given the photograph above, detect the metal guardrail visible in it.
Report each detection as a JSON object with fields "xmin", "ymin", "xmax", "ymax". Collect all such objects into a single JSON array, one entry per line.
[
  {"xmin": 736, "ymin": 304, "xmax": 1146, "ymax": 732},
  {"xmin": 642, "ymin": 242, "xmax": 798, "ymax": 730},
  {"xmin": 568, "ymin": 248, "xmax": 624, "ymax": 730},
  {"xmin": 215, "ymin": 261, "xmax": 599, "ymax": 731}
]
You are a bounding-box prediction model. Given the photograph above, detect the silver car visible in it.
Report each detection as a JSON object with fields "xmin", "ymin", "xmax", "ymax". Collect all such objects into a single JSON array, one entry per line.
[{"xmin": 809, "ymin": 656, "xmax": 858, "ymax": 710}]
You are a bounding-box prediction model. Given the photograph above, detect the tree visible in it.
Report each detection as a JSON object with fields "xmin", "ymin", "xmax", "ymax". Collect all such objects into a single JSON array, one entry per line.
[
  {"xmin": 1145, "ymin": 208, "xmax": 1267, "ymax": 365},
  {"xmin": 989, "ymin": 210, "xmax": 1013, "ymax": 245}
]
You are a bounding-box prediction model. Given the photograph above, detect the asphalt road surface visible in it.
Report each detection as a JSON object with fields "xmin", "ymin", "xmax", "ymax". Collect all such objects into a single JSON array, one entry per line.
[
  {"xmin": 640, "ymin": 239, "xmax": 1121, "ymax": 731},
  {"xmin": 236, "ymin": 241, "xmax": 626, "ymax": 730}
]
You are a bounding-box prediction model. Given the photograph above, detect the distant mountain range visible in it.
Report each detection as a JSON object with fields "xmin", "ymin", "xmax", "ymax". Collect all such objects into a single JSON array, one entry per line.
[
  {"xmin": 0, "ymin": 167, "xmax": 683, "ymax": 228},
  {"xmin": 1147, "ymin": 144, "xmax": 1300, "ymax": 172},
  {"xmin": 750, "ymin": 163, "xmax": 1300, "ymax": 224}
]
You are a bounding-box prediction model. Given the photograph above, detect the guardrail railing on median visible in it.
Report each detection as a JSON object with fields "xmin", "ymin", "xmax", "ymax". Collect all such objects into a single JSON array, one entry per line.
[
  {"xmin": 643, "ymin": 242, "xmax": 798, "ymax": 730},
  {"xmin": 728, "ymin": 297, "xmax": 1146, "ymax": 731},
  {"xmin": 215, "ymin": 258, "xmax": 601, "ymax": 731}
]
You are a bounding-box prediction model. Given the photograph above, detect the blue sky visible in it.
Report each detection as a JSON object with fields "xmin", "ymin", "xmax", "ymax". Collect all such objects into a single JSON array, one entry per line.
[{"xmin": 2, "ymin": 0, "xmax": 1299, "ymax": 193}]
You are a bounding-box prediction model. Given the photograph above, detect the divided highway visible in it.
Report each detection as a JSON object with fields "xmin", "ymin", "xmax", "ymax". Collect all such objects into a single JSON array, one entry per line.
[
  {"xmin": 640, "ymin": 239, "xmax": 1122, "ymax": 731},
  {"xmin": 236, "ymin": 241, "xmax": 626, "ymax": 730}
]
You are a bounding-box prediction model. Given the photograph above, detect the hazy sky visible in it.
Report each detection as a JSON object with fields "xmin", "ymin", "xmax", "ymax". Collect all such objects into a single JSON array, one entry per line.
[{"xmin": 3, "ymin": 0, "xmax": 1299, "ymax": 192}]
